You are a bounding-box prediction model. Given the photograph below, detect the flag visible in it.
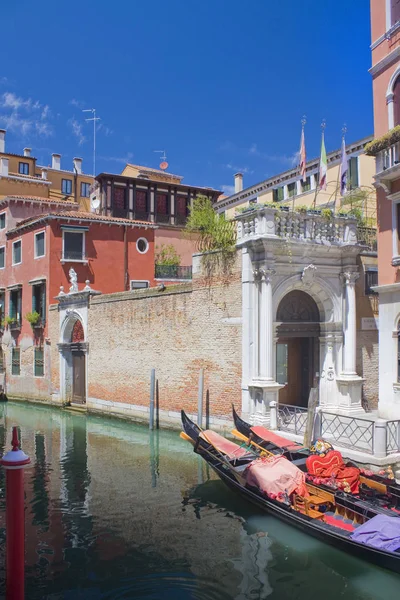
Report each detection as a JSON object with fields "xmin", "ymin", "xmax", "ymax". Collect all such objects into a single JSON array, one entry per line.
[
  {"xmin": 299, "ymin": 127, "xmax": 306, "ymax": 182},
  {"xmin": 340, "ymin": 137, "xmax": 348, "ymax": 196},
  {"xmin": 319, "ymin": 133, "xmax": 327, "ymax": 190}
]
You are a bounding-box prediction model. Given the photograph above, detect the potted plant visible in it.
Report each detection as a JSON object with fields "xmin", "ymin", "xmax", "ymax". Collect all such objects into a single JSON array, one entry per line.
[
  {"xmin": 321, "ymin": 208, "xmax": 333, "ymax": 221},
  {"xmin": 4, "ymin": 316, "xmax": 18, "ymax": 329},
  {"xmin": 296, "ymin": 205, "xmax": 308, "ymax": 214},
  {"xmin": 25, "ymin": 311, "xmax": 42, "ymax": 328}
]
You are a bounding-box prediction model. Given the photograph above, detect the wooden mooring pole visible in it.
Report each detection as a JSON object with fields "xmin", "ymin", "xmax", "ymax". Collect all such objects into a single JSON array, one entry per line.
[
  {"xmin": 149, "ymin": 369, "xmax": 155, "ymax": 430},
  {"xmin": 197, "ymin": 369, "xmax": 204, "ymax": 427}
]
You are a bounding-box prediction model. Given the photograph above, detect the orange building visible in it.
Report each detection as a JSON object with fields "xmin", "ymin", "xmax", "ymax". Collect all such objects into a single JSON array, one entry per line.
[{"xmin": 369, "ymin": 1, "xmax": 400, "ymax": 418}]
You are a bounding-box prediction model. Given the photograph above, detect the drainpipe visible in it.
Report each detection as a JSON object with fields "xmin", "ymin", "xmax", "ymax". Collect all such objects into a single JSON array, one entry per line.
[
  {"xmin": 74, "ymin": 167, "xmax": 78, "ymax": 204},
  {"xmin": 124, "ymin": 226, "xmax": 128, "ymax": 290}
]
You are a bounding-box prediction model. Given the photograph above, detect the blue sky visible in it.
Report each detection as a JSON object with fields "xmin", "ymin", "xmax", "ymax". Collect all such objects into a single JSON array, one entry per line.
[{"xmin": 0, "ymin": 0, "xmax": 372, "ymax": 195}]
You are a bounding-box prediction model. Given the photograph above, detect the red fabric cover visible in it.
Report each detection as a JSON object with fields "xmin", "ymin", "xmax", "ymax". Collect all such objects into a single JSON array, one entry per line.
[
  {"xmin": 200, "ymin": 430, "xmax": 249, "ymax": 459},
  {"xmin": 245, "ymin": 455, "xmax": 309, "ymax": 498},
  {"xmin": 306, "ymin": 451, "xmax": 360, "ymax": 493},
  {"xmin": 250, "ymin": 426, "xmax": 300, "ymax": 450}
]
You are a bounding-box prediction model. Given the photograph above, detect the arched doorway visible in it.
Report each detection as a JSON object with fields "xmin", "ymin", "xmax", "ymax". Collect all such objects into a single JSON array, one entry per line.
[
  {"xmin": 276, "ymin": 290, "xmax": 320, "ymax": 407},
  {"xmin": 70, "ymin": 320, "xmax": 86, "ymax": 404}
]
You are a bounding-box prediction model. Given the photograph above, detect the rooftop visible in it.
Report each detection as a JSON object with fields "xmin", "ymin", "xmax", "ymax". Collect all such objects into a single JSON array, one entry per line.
[
  {"xmin": 0, "ymin": 194, "xmax": 78, "ymax": 207},
  {"xmin": 7, "ymin": 210, "xmax": 159, "ymax": 235}
]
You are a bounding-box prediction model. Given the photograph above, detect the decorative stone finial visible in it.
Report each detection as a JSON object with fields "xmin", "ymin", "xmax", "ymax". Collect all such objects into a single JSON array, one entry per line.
[
  {"xmin": 84, "ymin": 280, "xmax": 92, "ymax": 291},
  {"xmin": 69, "ymin": 268, "xmax": 78, "ymax": 293},
  {"xmin": 59, "ymin": 286, "xmax": 65, "ymax": 296}
]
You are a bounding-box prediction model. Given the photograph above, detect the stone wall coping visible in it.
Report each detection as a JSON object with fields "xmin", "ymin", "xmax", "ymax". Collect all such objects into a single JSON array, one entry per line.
[{"xmin": 88, "ymin": 283, "xmax": 193, "ymax": 305}]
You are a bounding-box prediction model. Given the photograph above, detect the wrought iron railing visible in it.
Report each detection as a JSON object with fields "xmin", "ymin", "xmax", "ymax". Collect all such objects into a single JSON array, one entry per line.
[
  {"xmin": 175, "ymin": 214, "xmax": 188, "ymax": 226},
  {"xmin": 358, "ymin": 226, "xmax": 377, "ymax": 251},
  {"xmin": 156, "ymin": 214, "xmax": 171, "ymax": 225},
  {"xmin": 387, "ymin": 421, "xmax": 400, "ymax": 454},
  {"xmin": 154, "ymin": 265, "xmax": 192, "ymax": 280},
  {"xmin": 277, "ymin": 404, "xmax": 308, "ymax": 435},
  {"xmin": 320, "ymin": 412, "xmax": 375, "ymax": 454}
]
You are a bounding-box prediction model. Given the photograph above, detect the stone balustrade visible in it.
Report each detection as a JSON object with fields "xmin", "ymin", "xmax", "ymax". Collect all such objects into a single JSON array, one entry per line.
[
  {"xmin": 236, "ymin": 206, "xmax": 358, "ymax": 246},
  {"xmin": 376, "ymin": 141, "xmax": 400, "ymax": 174}
]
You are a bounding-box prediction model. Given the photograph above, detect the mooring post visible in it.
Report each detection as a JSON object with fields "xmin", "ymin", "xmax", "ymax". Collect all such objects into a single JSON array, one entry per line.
[
  {"xmin": 149, "ymin": 368, "xmax": 155, "ymax": 430},
  {"xmin": 1, "ymin": 426, "xmax": 30, "ymax": 600},
  {"xmin": 197, "ymin": 369, "xmax": 204, "ymax": 427}
]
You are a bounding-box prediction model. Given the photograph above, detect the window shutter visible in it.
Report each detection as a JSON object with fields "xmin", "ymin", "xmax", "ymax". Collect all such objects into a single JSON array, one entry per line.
[
  {"xmin": 41, "ymin": 284, "xmax": 46, "ymax": 321},
  {"xmin": 348, "ymin": 157, "xmax": 359, "ymax": 189},
  {"xmin": 32, "ymin": 287, "xmax": 37, "ymax": 313},
  {"xmin": 9, "ymin": 293, "xmax": 15, "ymax": 319}
]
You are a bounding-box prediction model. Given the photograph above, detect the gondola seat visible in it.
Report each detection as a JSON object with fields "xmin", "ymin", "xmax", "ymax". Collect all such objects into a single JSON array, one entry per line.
[
  {"xmin": 306, "ymin": 450, "xmax": 360, "ymax": 493},
  {"xmin": 250, "ymin": 426, "xmax": 301, "ymax": 451},
  {"xmin": 199, "ymin": 430, "xmax": 250, "ymax": 460}
]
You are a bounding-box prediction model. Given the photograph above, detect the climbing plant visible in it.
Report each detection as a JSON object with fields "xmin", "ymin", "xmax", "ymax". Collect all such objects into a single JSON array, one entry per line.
[{"xmin": 184, "ymin": 195, "xmax": 236, "ymax": 253}]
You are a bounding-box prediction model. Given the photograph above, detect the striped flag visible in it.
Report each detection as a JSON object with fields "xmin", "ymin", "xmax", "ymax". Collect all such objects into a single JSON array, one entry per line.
[
  {"xmin": 319, "ymin": 133, "xmax": 327, "ymax": 190},
  {"xmin": 299, "ymin": 127, "xmax": 306, "ymax": 182},
  {"xmin": 340, "ymin": 137, "xmax": 348, "ymax": 196}
]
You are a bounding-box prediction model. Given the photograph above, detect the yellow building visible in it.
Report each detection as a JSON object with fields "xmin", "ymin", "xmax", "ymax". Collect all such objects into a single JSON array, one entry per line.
[
  {"xmin": 0, "ymin": 129, "xmax": 94, "ymax": 209},
  {"xmin": 216, "ymin": 136, "xmax": 376, "ymax": 229}
]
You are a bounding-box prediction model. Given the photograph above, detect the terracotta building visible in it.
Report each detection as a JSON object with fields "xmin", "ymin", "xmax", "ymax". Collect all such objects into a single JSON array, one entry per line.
[{"xmin": 369, "ymin": 0, "xmax": 400, "ymax": 419}]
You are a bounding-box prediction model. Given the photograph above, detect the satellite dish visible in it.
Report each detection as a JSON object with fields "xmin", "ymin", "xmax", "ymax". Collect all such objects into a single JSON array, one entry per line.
[
  {"xmin": 91, "ymin": 197, "xmax": 100, "ymax": 210},
  {"xmin": 160, "ymin": 161, "xmax": 168, "ymax": 171}
]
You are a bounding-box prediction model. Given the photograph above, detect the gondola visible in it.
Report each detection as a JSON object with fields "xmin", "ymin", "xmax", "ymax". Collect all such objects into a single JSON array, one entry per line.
[
  {"xmin": 232, "ymin": 405, "xmax": 400, "ymax": 508},
  {"xmin": 180, "ymin": 409, "xmax": 400, "ymax": 574}
]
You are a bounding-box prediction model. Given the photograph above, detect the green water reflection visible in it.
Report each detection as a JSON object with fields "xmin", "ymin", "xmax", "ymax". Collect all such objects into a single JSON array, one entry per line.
[{"xmin": 0, "ymin": 401, "xmax": 398, "ymax": 599}]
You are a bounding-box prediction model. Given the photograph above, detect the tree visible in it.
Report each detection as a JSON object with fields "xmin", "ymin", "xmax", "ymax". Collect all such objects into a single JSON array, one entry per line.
[{"xmin": 184, "ymin": 195, "xmax": 236, "ymax": 253}]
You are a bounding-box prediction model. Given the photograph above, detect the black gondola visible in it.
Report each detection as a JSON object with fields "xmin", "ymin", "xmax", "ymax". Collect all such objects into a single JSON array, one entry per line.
[
  {"xmin": 180, "ymin": 409, "xmax": 400, "ymax": 574},
  {"xmin": 232, "ymin": 404, "xmax": 400, "ymax": 507}
]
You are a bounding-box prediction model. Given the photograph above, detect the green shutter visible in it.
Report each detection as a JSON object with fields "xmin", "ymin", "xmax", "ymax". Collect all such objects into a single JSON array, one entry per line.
[
  {"xmin": 348, "ymin": 157, "xmax": 359, "ymax": 190},
  {"xmin": 41, "ymin": 284, "xmax": 46, "ymax": 322}
]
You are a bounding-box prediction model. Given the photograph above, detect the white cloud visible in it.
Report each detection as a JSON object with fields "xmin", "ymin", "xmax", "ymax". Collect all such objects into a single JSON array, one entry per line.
[
  {"xmin": 225, "ymin": 163, "xmax": 254, "ymax": 174},
  {"xmin": 97, "ymin": 122, "xmax": 113, "ymax": 136},
  {"xmin": 0, "ymin": 91, "xmax": 53, "ymax": 137},
  {"xmin": 99, "ymin": 152, "xmax": 134, "ymax": 164},
  {"xmin": 70, "ymin": 98, "xmax": 85, "ymax": 109},
  {"xmin": 220, "ymin": 184, "xmax": 235, "ymax": 195},
  {"xmin": 68, "ymin": 117, "xmax": 86, "ymax": 146}
]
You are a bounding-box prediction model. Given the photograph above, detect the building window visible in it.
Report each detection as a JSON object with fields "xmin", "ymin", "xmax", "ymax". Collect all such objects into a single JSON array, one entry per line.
[
  {"xmin": 9, "ymin": 288, "xmax": 22, "ymax": 326},
  {"xmin": 113, "ymin": 187, "xmax": 127, "ymax": 218},
  {"xmin": 273, "ymin": 187, "xmax": 284, "ymax": 202},
  {"xmin": 0, "ymin": 246, "xmax": 4, "ymax": 269},
  {"xmin": 136, "ymin": 238, "xmax": 149, "ymax": 254},
  {"xmin": 348, "ymin": 157, "xmax": 359, "ymax": 190},
  {"xmin": 393, "ymin": 76, "xmax": 400, "ymax": 128},
  {"xmin": 0, "ymin": 292, "xmax": 4, "ymax": 325},
  {"xmin": 11, "ymin": 348, "xmax": 20, "ymax": 376},
  {"xmin": 62, "ymin": 179, "xmax": 73, "ymax": 195},
  {"xmin": 176, "ymin": 195, "xmax": 188, "ymax": 224},
  {"xmin": 130, "ymin": 280, "xmax": 149, "ymax": 290},
  {"xmin": 365, "ymin": 268, "xmax": 378, "ymax": 295},
  {"xmin": 80, "ymin": 182, "xmax": 91, "ymax": 197},
  {"xmin": 276, "ymin": 343, "xmax": 288, "ymax": 385},
  {"xmin": 18, "ymin": 162, "xmax": 29, "ymax": 175},
  {"xmin": 32, "ymin": 283, "xmax": 46, "ymax": 324},
  {"xmin": 63, "ymin": 230, "xmax": 85, "ymax": 261},
  {"xmin": 392, "ymin": 0, "xmax": 400, "ymax": 26},
  {"xmin": 287, "ymin": 182, "xmax": 296, "ymax": 198},
  {"xmin": 135, "ymin": 190, "xmax": 148, "ymax": 217},
  {"xmin": 156, "ymin": 193, "xmax": 169, "ymax": 222},
  {"xmin": 0, "ymin": 212, "xmax": 6, "ymax": 230},
  {"xmin": 34, "ymin": 231, "xmax": 45, "ymax": 258},
  {"xmin": 302, "ymin": 176, "xmax": 311, "ymax": 192},
  {"xmin": 34, "ymin": 347, "xmax": 44, "ymax": 377},
  {"xmin": 12, "ymin": 240, "xmax": 22, "ymax": 265}
]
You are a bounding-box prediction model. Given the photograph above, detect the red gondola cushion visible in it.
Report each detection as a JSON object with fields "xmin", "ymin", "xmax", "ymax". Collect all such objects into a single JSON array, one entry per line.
[{"xmin": 250, "ymin": 426, "xmax": 300, "ymax": 450}]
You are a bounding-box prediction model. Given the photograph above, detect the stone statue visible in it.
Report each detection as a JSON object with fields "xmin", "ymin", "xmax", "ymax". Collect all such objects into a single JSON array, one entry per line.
[{"xmin": 69, "ymin": 268, "xmax": 78, "ymax": 293}]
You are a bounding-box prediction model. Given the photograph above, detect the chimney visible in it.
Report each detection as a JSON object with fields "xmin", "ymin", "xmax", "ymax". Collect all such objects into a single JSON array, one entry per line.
[
  {"xmin": 0, "ymin": 130, "xmax": 5, "ymax": 154},
  {"xmin": 52, "ymin": 153, "xmax": 61, "ymax": 170},
  {"xmin": 0, "ymin": 157, "xmax": 9, "ymax": 177},
  {"xmin": 23, "ymin": 147, "xmax": 31, "ymax": 157},
  {"xmin": 41, "ymin": 168, "xmax": 48, "ymax": 180},
  {"xmin": 234, "ymin": 172, "xmax": 243, "ymax": 194},
  {"xmin": 73, "ymin": 157, "xmax": 82, "ymax": 175}
]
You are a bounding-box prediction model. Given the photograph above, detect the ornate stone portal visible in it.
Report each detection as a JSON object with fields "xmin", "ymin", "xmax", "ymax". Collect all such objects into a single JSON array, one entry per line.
[{"xmin": 237, "ymin": 206, "xmax": 364, "ymax": 425}]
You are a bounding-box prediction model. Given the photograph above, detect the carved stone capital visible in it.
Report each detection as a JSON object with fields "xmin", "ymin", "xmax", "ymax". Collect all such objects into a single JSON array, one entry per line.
[
  {"xmin": 341, "ymin": 271, "xmax": 359, "ymax": 286},
  {"xmin": 259, "ymin": 268, "xmax": 276, "ymax": 284}
]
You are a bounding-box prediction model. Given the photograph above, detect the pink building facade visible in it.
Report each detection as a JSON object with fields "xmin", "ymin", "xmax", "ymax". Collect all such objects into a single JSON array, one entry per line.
[{"xmin": 370, "ymin": 1, "xmax": 400, "ymax": 418}]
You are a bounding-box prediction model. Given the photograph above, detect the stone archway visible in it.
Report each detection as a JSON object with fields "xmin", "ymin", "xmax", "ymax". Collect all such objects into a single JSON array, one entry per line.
[
  {"xmin": 59, "ymin": 313, "xmax": 87, "ymax": 405},
  {"xmin": 276, "ymin": 290, "xmax": 321, "ymax": 407}
]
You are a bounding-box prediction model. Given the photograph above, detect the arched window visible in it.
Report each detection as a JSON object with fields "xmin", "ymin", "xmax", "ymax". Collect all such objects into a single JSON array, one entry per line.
[
  {"xmin": 392, "ymin": 0, "xmax": 400, "ymax": 27},
  {"xmin": 393, "ymin": 76, "xmax": 400, "ymax": 127},
  {"xmin": 71, "ymin": 320, "xmax": 84, "ymax": 343}
]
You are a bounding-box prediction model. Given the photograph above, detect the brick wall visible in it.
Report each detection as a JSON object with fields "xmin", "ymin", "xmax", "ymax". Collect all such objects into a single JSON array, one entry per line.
[{"xmin": 50, "ymin": 250, "xmax": 243, "ymax": 422}]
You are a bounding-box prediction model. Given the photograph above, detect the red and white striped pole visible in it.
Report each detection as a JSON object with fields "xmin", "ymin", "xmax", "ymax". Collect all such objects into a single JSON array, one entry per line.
[{"xmin": 1, "ymin": 427, "xmax": 30, "ymax": 600}]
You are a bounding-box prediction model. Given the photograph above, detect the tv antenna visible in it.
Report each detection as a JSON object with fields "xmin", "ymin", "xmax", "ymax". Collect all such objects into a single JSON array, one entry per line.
[
  {"xmin": 83, "ymin": 108, "xmax": 101, "ymax": 176},
  {"xmin": 154, "ymin": 149, "xmax": 168, "ymax": 170}
]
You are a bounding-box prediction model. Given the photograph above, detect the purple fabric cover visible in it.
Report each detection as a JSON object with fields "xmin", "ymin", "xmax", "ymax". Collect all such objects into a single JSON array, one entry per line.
[{"xmin": 351, "ymin": 514, "xmax": 400, "ymax": 552}]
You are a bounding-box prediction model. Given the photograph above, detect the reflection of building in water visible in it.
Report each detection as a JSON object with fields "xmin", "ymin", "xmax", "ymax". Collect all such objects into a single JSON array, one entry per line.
[{"xmin": 232, "ymin": 530, "xmax": 273, "ymax": 599}]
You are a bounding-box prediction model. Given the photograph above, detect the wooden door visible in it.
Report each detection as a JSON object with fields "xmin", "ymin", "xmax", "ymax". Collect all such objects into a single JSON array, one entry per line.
[{"xmin": 72, "ymin": 351, "xmax": 86, "ymax": 404}]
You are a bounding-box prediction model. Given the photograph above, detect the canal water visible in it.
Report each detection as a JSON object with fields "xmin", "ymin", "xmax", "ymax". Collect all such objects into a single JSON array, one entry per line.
[{"xmin": 0, "ymin": 402, "xmax": 398, "ymax": 599}]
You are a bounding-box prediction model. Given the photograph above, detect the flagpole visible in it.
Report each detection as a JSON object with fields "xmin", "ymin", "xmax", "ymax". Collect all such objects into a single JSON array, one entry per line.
[
  {"xmin": 312, "ymin": 120, "xmax": 326, "ymax": 209},
  {"xmin": 295, "ymin": 115, "xmax": 306, "ymax": 213},
  {"xmin": 334, "ymin": 124, "xmax": 346, "ymax": 214}
]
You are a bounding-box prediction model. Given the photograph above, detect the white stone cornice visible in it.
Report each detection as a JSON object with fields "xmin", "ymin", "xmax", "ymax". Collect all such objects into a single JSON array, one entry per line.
[{"xmin": 369, "ymin": 45, "xmax": 400, "ymax": 77}]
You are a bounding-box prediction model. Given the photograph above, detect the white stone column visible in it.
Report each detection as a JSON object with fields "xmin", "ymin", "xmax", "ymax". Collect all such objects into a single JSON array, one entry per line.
[
  {"xmin": 241, "ymin": 249, "xmax": 253, "ymax": 414},
  {"xmin": 342, "ymin": 271, "xmax": 359, "ymax": 375},
  {"xmin": 259, "ymin": 268, "xmax": 275, "ymax": 380}
]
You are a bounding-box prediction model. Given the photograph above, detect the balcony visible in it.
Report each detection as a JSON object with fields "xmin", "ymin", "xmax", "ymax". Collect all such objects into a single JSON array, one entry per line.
[
  {"xmin": 236, "ymin": 206, "xmax": 359, "ymax": 246},
  {"xmin": 376, "ymin": 142, "xmax": 400, "ymax": 180},
  {"xmin": 155, "ymin": 265, "xmax": 192, "ymax": 280}
]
